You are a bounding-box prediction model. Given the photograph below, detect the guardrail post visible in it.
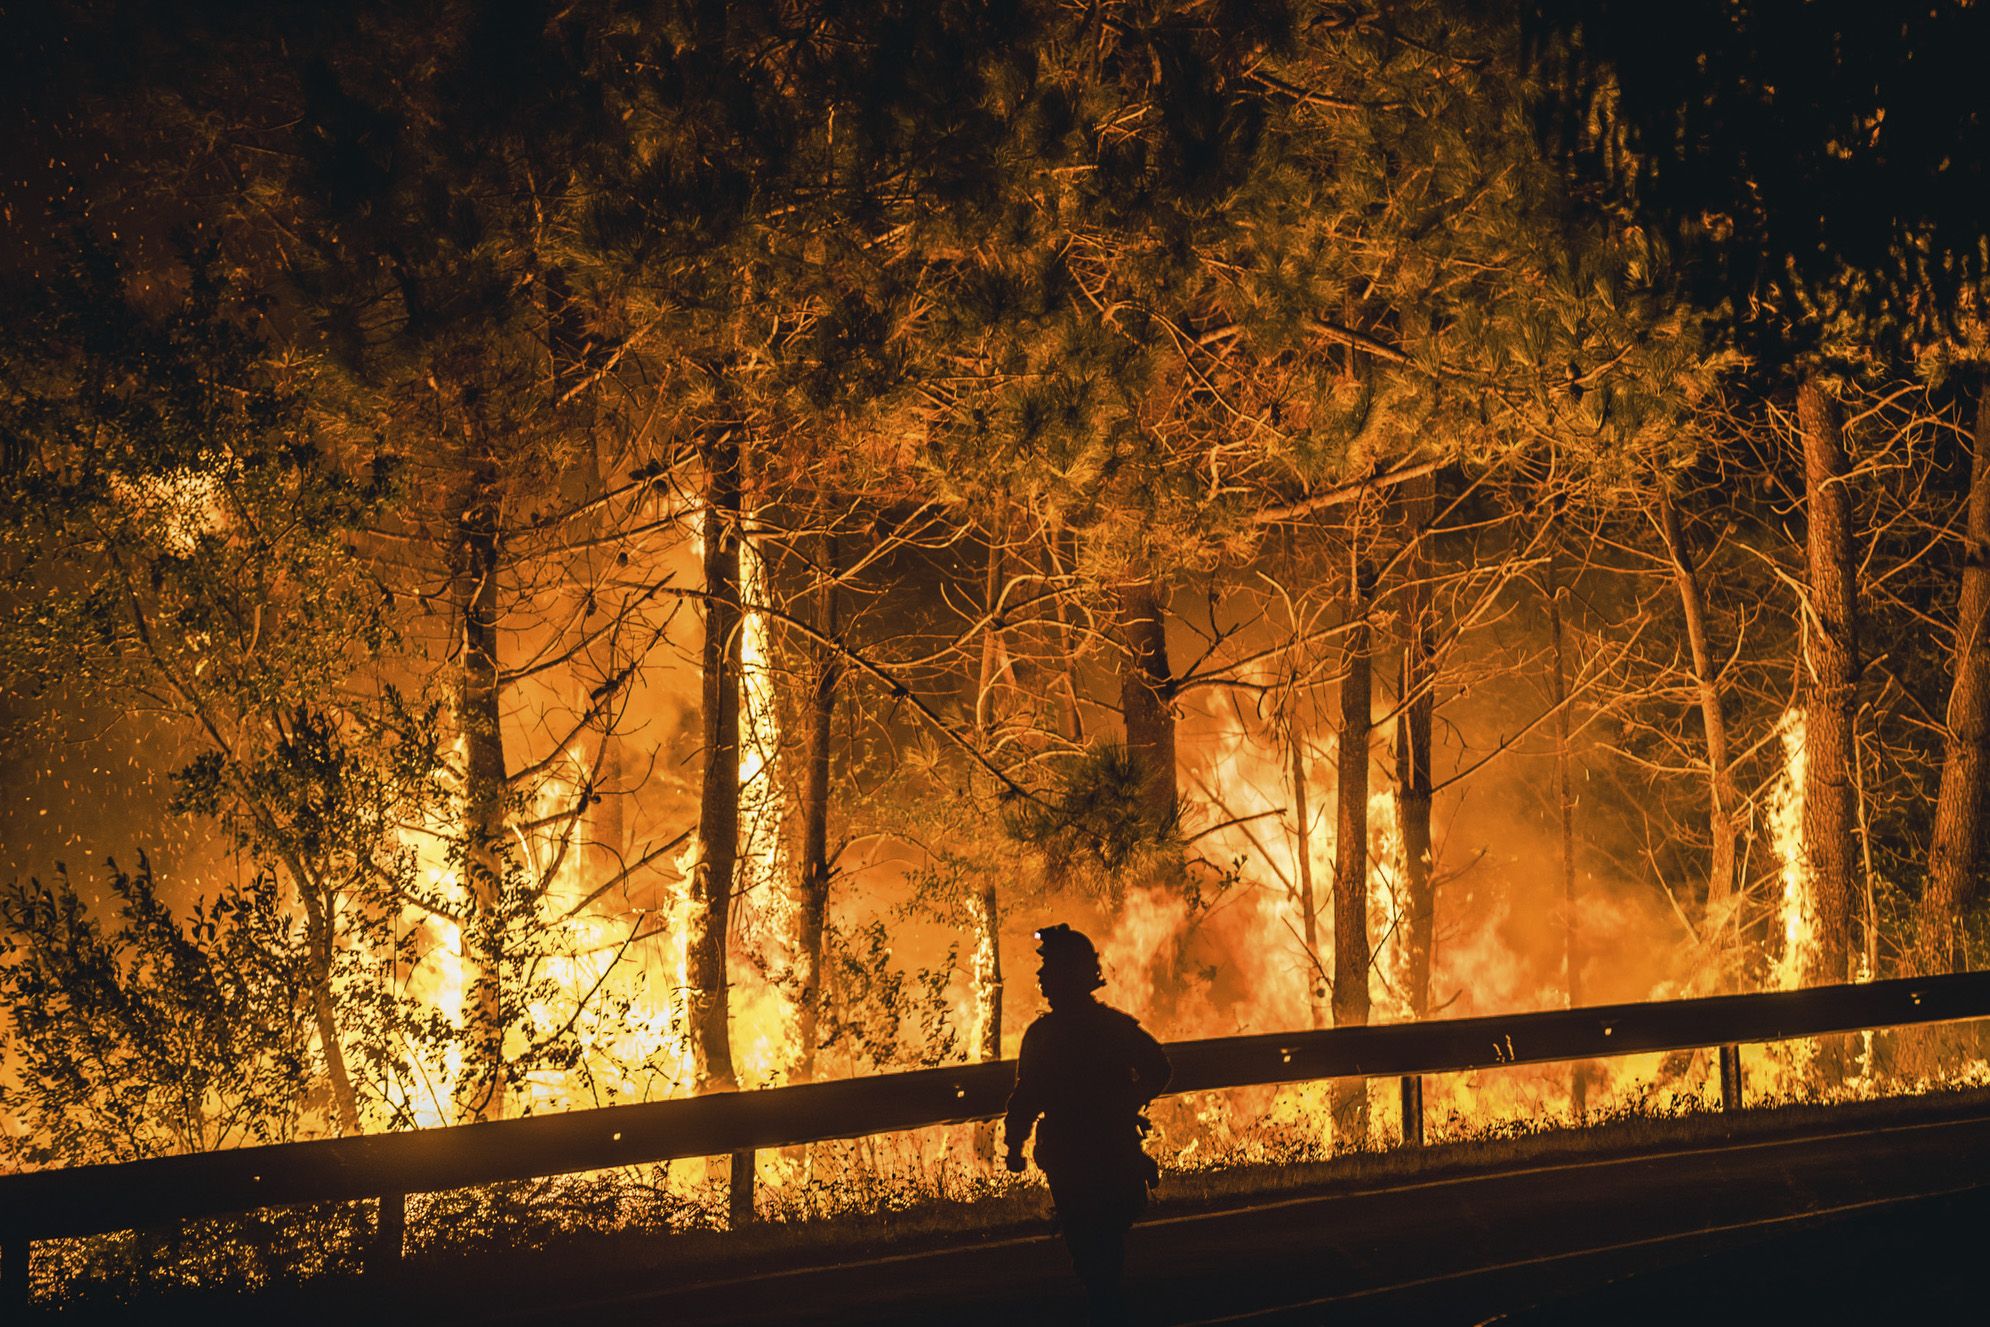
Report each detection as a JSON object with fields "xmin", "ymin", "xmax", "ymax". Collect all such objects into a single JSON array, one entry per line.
[
  {"xmin": 1718, "ymin": 1043, "xmax": 1744, "ymax": 1112},
  {"xmin": 1400, "ymin": 1075, "xmax": 1424, "ymax": 1148},
  {"xmin": 369, "ymin": 1191, "xmax": 406, "ymax": 1276},
  {"xmin": 729, "ymin": 1150, "xmax": 756, "ymax": 1227},
  {"xmin": 4, "ymin": 1232, "xmax": 28, "ymax": 1310}
]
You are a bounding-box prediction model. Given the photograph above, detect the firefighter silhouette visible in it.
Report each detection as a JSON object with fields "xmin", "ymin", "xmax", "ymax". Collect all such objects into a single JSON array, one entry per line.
[{"xmin": 1004, "ymin": 923, "xmax": 1172, "ymax": 1325}]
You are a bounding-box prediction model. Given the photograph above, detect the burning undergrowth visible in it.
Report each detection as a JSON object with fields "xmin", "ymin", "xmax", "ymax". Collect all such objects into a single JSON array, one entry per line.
[{"xmin": 2, "ymin": 672, "xmax": 1970, "ymax": 1218}]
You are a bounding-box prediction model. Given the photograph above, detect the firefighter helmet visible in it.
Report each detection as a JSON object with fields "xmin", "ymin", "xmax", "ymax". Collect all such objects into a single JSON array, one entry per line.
[{"xmin": 1034, "ymin": 923, "xmax": 1106, "ymax": 992}]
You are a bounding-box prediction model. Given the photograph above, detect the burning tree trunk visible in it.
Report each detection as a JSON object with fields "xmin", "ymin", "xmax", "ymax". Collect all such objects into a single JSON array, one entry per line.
[
  {"xmin": 1919, "ymin": 384, "xmax": 1990, "ymax": 975},
  {"xmin": 1119, "ymin": 579, "xmax": 1178, "ymax": 838},
  {"xmin": 690, "ymin": 428, "xmax": 743, "ymax": 1093},
  {"xmin": 1395, "ymin": 471, "xmax": 1438, "ymax": 1021},
  {"xmin": 969, "ymin": 881, "xmax": 1004, "ymax": 1163},
  {"xmin": 793, "ymin": 532, "xmax": 841, "ymax": 1081},
  {"xmin": 1799, "ymin": 379, "xmax": 1860, "ymax": 987},
  {"xmin": 1655, "ymin": 491, "xmax": 1743, "ymax": 984},
  {"xmin": 1330, "ymin": 548, "xmax": 1373, "ymax": 1144},
  {"xmin": 972, "ymin": 532, "xmax": 1010, "ymax": 1160},
  {"xmin": 1547, "ymin": 544, "xmax": 1586, "ymax": 1115},
  {"xmin": 455, "ymin": 457, "xmax": 510, "ymax": 1122}
]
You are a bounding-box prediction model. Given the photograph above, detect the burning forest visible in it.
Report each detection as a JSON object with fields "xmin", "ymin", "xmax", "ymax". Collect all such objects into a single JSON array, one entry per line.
[{"xmin": 3, "ymin": 0, "xmax": 1989, "ymax": 1317}]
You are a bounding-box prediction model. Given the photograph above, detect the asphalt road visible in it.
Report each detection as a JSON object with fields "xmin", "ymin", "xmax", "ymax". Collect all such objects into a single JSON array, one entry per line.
[{"xmin": 521, "ymin": 1107, "xmax": 1990, "ymax": 1326}]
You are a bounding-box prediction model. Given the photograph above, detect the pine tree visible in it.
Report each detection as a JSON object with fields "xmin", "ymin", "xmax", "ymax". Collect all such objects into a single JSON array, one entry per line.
[{"xmin": 1530, "ymin": 0, "xmax": 1990, "ymax": 985}]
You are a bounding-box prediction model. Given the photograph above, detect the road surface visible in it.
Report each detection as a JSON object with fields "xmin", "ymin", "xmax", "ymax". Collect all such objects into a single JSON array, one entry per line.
[{"xmin": 498, "ymin": 1102, "xmax": 1990, "ymax": 1325}]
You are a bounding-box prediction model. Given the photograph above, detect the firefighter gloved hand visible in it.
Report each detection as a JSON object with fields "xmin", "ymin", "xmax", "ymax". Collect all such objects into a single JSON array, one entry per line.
[{"xmin": 1004, "ymin": 1149, "xmax": 1027, "ymax": 1174}]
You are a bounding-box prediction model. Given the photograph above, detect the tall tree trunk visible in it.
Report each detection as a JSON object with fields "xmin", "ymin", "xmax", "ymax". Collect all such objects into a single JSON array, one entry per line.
[
  {"xmin": 551, "ymin": 271, "xmax": 626, "ymax": 897},
  {"xmin": 456, "ymin": 458, "xmax": 509, "ymax": 1122},
  {"xmin": 1045, "ymin": 520, "xmax": 1086, "ymax": 743},
  {"xmin": 583, "ymin": 431, "xmax": 628, "ymax": 895},
  {"xmin": 690, "ymin": 429, "xmax": 742, "ymax": 1093},
  {"xmin": 1547, "ymin": 544, "xmax": 1586, "ymax": 1114},
  {"xmin": 794, "ymin": 532, "xmax": 841, "ymax": 1081},
  {"xmin": 1395, "ymin": 472, "xmax": 1437, "ymax": 1021},
  {"xmin": 1799, "ymin": 378, "xmax": 1860, "ymax": 988},
  {"xmin": 1287, "ymin": 707, "xmax": 1327, "ymax": 1029},
  {"xmin": 970, "ymin": 885, "xmax": 1004, "ymax": 1068},
  {"xmin": 586, "ymin": 715, "xmax": 627, "ymax": 889},
  {"xmin": 977, "ymin": 534, "xmax": 1015, "ymax": 736},
  {"xmin": 1118, "ymin": 579, "xmax": 1178, "ymax": 835},
  {"xmin": 972, "ymin": 533, "xmax": 1009, "ymax": 1161},
  {"xmin": 969, "ymin": 882, "xmax": 1004, "ymax": 1163},
  {"xmin": 1656, "ymin": 491, "xmax": 1743, "ymax": 985},
  {"xmin": 1920, "ymin": 384, "xmax": 1990, "ymax": 975},
  {"xmin": 1331, "ymin": 548, "xmax": 1373, "ymax": 1144}
]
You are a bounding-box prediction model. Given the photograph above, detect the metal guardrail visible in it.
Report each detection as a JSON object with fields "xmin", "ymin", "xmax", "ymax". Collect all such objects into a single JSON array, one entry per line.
[{"xmin": 5, "ymin": 969, "xmax": 1989, "ymax": 1304}]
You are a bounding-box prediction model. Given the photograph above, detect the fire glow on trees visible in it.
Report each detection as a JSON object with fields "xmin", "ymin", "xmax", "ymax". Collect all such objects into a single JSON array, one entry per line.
[{"xmin": 2, "ymin": 0, "xmax": 1990, "ymax": 1269}]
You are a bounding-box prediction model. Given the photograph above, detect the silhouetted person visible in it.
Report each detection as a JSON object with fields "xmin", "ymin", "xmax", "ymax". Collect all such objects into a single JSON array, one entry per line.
[{"xmin": 1005, "ymin": 924, "xmax": 1171, "ymax": 1326}]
